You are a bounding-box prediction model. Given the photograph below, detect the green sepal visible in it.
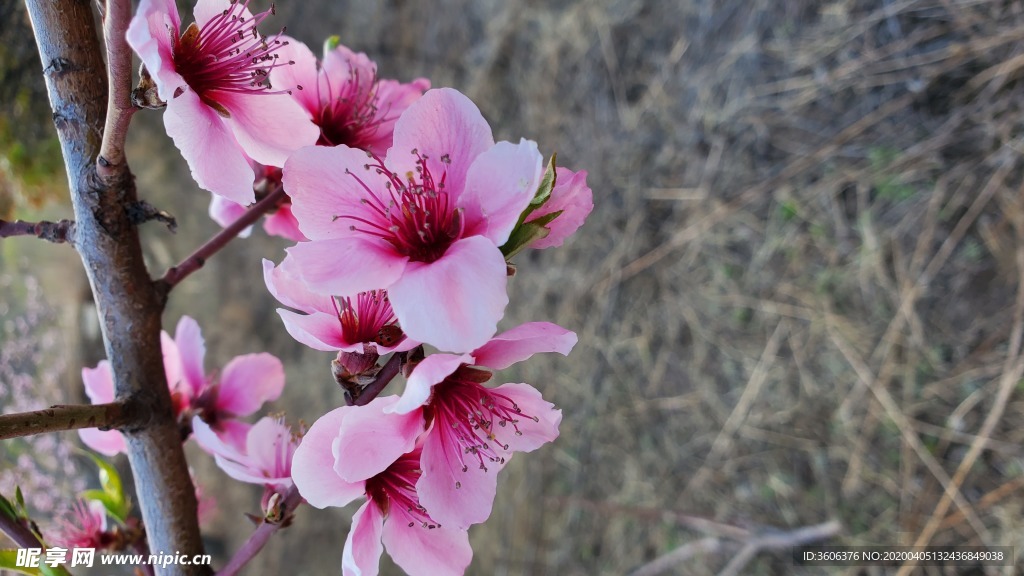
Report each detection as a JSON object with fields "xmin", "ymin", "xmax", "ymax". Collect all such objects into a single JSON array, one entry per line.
[
  {"xmin": 325, "ymin": 35, "xmax": 341, "ymax": 52},
  {"xmin": 0, "ymin": 493, "xmax": 17, "ymax": 522},
  {"xmin": 531, "ymin": 153, "xmax": 557, "ymax": 208},
  {"xmin": 80, "ymin": 452, "xmax": 129, "ymax": 523},
  {"xmin": 501, "ymin": 210, "xmax": 562, "ymax": 260}
]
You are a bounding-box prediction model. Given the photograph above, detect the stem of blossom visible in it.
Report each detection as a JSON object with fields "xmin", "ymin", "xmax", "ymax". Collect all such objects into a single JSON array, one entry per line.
[
  {"xmin": 24, "ymin": 2, "xmax": 210, "ymax": 574},
  {"xmin": 0, "ymin": 218, "xmax": 76, "ymax": 244},
  {"xmin": 0, "ymin": 509, "xmax": 44, "ymax": 550},
  {"xmin": 215, "ymin": 485, "xmax": 302, "ymax": 576},
  {"xmin": 0, "ymin": 402, "xmax": 131, "ymax": 441},
  {"xmin": 156, "ymin": 186, "xmax": 287, "ymax": 295},
  {"xmin": 96, "ymin": 0, "xmax": 138, "ymax": 179},
  {"xmin": 349, "ymin": 351, "xmax": 410, "ymax": 407}
]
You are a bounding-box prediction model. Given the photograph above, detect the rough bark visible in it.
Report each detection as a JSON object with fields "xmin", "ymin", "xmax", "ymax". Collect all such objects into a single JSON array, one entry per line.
[{"xmin": 23, "ymin": 1, "xmax": 209, "ymax": 574}]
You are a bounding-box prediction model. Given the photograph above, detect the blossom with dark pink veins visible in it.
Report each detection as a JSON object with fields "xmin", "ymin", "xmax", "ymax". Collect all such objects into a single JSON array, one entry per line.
[
  {"xmin": 329, "ymin": 322, "xmax": 576, "ymax": 530},
  {"xmin": 525, "ymin": 167, "xmax": 593, "ymax": 249},
  {"xmin": 78, "ymin": 316, "xmax": 285, "ymax": 455},
  {"xmin": 51, "ymin": 499, "xmax": 109, "ymax": 550},
  {"xmin": 127, "ymin": 0, "xmax": 319, "ymax": 203},
  {"xmin": 263, "ymin": 258, "xmax": 416, "ymax": 354},
  {"xmin": 271, "ymin": 36, "xmax": 429, "ymax": 155},
  {"xmin": 291, "ymin": 397, "xmax": 471, "ymax": 576},
  {"xmin": 192, "ymin": 415, "xmax": 297, "ymax": 491},
  {"xmin": 284, "ymin": 88, "xmax": 544, "ymax": 352}
]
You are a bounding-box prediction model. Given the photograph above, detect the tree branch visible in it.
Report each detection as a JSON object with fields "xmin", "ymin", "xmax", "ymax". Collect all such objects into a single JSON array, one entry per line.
[
  {"xmin": 0, "ymin": 510, "xmax": 45, "ymax": 550},
  {"xmin": 156, "ymin": 186, "xmax": 287, "ymax": 294},
  {"xmin": 349, "ymin": 351, "xmax": 408, "ymax": 406},
  {"xmin": 215, "ymin": 486, "xmax": 302, "ymax": 576},
  {"xmin": 96, "ymin": 0, "xmax": 138, "ymax": 179},
  {"xmin": 0, "ymin": 402, "xmax": 130, "ymax": 441},
  {"xmin": 24, "ymin": 1, "xmax": 209, "ymax": 574},
  {"xmin": 0, "ymin": 218, "xmax": 75, "ymax": 244}
]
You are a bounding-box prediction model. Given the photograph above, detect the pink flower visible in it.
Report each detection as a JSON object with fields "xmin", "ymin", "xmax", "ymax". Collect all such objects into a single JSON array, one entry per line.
[
  {"xmin": 291, "ymin": 398, "xmax": 472, "ymax": 576},
  {"xmin": 333, "ymin": 323, "xmax": 576, "ymax": 530},
  {"xmin": 272, "ymin": 36, "xmax": 429, "ymax": 155},
  {"xmin": 52, "ymin": 499, "xmax": 108, "ymax": 549},
  {"xmin": 209, "ymin": 163, "xmax": 306, "ymax": 242},
  {"xmin": 526, "ymin": 167, "xmax": 593, "ymax": 249},
  {"xmin": 283, "ymin": 88, "xmax": 545, "ymax": 352},
  {"xmin": 191, "ymin": 415, "xmax": 296, "ymax": 490},
  {"xmin": 78, "ymin": 316, "xmax": 285, "ymax": 455},
  {"xmin": 263, "ymin": 258, "xmax": 416, "ymax": 354},
  {"xmin": 127, "ymin": 0, "xmax": 319, "ymax": 203}
]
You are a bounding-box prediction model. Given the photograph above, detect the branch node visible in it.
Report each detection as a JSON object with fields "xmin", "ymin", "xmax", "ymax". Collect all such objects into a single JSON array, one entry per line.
[{"xmin": 128, "ymin": 200, "xmax": 177, "ymax": 232}]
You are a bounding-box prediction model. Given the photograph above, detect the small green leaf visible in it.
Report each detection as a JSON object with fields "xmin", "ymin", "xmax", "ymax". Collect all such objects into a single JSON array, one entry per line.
[
  {"xmin": 14, "ymin": 487, "xmax": 25, "ymax": 513},
  {"xmin": 325, "ymin": 35, "xmax": 341, "ymax": 52},
  {"xmin": 80, "ymin": 490, "xmax": 128, "ymax": 525},
  {"xmin": 0, "ymin": 493, "xmax": 17, "ymax": 521},
  {"xmin": 500, "ymin": 211, "xmax": 562, "ymax": 260},
  {"xmin": 0, "ymin": 549, "xmax": 43, "ymax": 576},
  {"xmin": 531, "ymin": 153, "xmax": 557, "ymax": 207},
  {"xmin": 82, "ymin": 452, "xmax": 122, "ymax": 499},
  {"xmin": 78, "ymin": 452, "xmax": 130, "ymax": 523}
]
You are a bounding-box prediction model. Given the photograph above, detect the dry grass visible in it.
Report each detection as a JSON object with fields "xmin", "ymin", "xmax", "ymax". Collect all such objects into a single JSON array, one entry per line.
[{"xmin": 7, "ymin": 0, "xmax": 1024, "ymax": 574}]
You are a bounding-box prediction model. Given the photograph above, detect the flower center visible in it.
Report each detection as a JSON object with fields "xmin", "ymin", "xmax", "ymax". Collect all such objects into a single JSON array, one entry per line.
[
  {"xmin": 333, "ymin": 290, "xmax": 401, "ymax": 347},
  {"xmin": 364, "ymin": 452, "xmax": 439, "ymax": 528},
  {"xmin": 172, "ymin": 1, "xmax": 297, "ymax": 115},
  {"xmin": 342, "ymin": 152, "xmax": 463, "ymax": 263},
  {"xmin": 425, "ymin": 366, "xmax": 537, "ymax": 478},
  {"xmin": 315, "ymin": 66, "xmax": 384, "ymax": 148}
]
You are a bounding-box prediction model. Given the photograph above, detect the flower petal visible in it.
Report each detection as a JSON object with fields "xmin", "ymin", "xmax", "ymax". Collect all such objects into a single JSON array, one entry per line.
[
  {"xmin": 286, "ymin": 238, "xmax": 407, "ymax": 297},
  {"xmin": 216, "ymin": 353, "xmax": 285, "ymax": 417},
  {"xmin": 362, "ymin": 78, "xmax": 430, "ymax": 156},
  {"xmin": 208, "ymin": 196, "xmax": 253, "ymax": 238},
  {"xmin": 527, "ymin": 167, "xmax": 593, "ymax": 249},
  {"xmin": 389, "ymin": 236, "xmax": 507, "ymax": 353},
  {"xmin": 416, "ymin": 427, "xmax": 499, "ymax": 529},
  {"xmin": 276, "ymin": 309, "xmax": 347, "ymax": 352},
  {"xmin": 292, "ymin": 407, "xmax": 365, "ymax": 508},
  {"xmin": 267, "ymin": 36, "xmax": 321, "ymax": 115},
  {"xmin": 262, "ymin": 204, "xmax": 306, "ymax": 242},
  {"xmin": 491, "ymin": 383, "xmax": 562, "ymax": 453},
  {"xmin": 386, "ymin": 88, "xmax": 494, "ymax": 199},
  {"xmin": 218, "ymin": 90, "xmax": 319, "ymax": 168},
  {"xmin": 283, "ymin": 145, "xmax": 386, "ymax": 241},
  {"xmin": 191, "ymin": 416, "xmax": 247, "ymax": 463},
  {"xmin": 78, "ymin": 428, "xmax": 126, "ymax": 457},
  {"xmin": 163, "ymin": 90, "xmax": 256, "ymax": 204},
  {"xmin": 332, "ymin": 396, "xmax": 423, "ymax": 482},
  {"xmin": 174, "ymin": 316, "xmax": 207, "ymax": 397},
  {"xmin": 244, "ymin": 417, "xmax": 293, "ymax": 482},
  {"xmin": 263, "ymin": 257, "xmax": 334, "ymax": 314},
  {"xmin": 82, "ymin": 361, "xmax": 114, "ymax": 404},
  {"xmin": 342, "ymin": 501, "xmax": 384, "ymax": 576},
  {"xmin": 389, "ymin": 354, "xmax": 470, "ymax": 415},
  {"xmin": 381, "ymin": 520, "xmax": 472, "ymax": 576},
  {"xmin": 471, "ymin": 322, "xmax": 578, "ymax": 370},
  {"xmin": 126, "ymin": 0, "xmax": 182, "ymax": 102},
  {"xmin": 461, "ymin": 138, "xmax": 543, "ymax": 244}
]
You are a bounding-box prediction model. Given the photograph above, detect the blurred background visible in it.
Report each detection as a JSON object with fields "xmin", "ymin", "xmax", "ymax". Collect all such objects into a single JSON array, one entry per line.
[{"xmin": 4, "ymin": 0, "xmax": 1024, "ymax": 574}]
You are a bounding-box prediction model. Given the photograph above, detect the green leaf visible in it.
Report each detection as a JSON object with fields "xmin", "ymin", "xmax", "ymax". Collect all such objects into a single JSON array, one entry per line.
[
  {"xmin": 325, "ymin": 35, "xmax": 341, "ymax": 52},
  {"xmin": 14, "ymin": 487, "xmax": 25, "ymax": 512},
  {"xmin": 500, "ymin": 210, "xmax": 562, "ymax": 260},
  {"xmin": 80, "ymin": 490, "xmax": 128, "ymax": 525},
  {"xmin": 0, "ymin": 549, "xmax": 43, "ymax": 576},
  {"xmin": 81, "ymin": 452, "xmax": 122, "ymax": 499},
  {"xmin": 531, "ymin": 153, "xmax": 557, "ymax": 208},
  {"xmin": 0, "ymin": 493, "xmax": 17, "ymax": 521},
  {"xmin": 79, "ymin": 452, "xmax": 129, "ymax": 523}
]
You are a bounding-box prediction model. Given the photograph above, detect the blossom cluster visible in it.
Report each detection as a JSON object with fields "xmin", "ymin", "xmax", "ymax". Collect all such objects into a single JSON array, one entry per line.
[{"xmin": 75, "ymin": 0, "xmax": 593, "ymax": 574}]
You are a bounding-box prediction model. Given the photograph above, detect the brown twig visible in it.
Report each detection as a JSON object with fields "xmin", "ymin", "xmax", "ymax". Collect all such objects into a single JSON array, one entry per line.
[
  {"xmin": 349, "ymin": 351, "xmax": 409, "ymax": 407},
  {"xmin": 96, "ymin": 0, "xmax": 138, "ymax": 179},
  {"xmin": 215, "ymin": 486, "xmax": 302, "ymax": 576},
  {"xmin": 0, "ymin": 218, "xmax": 75, "ymax": 244},
  {"xmin": 156, "ymin": 186, "xmax": 287, "ymax": 294},
  {"xmin": 0, "ymin": 402, "xmax": 130, "ymax": 441}
]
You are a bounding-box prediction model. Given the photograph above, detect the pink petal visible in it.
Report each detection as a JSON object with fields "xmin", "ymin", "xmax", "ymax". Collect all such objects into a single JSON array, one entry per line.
[
  {"xmin": 160, "ymin": 331, "xmax": 185, "ymax": 398},
  {"xmin": 215, "ymin": 419, "xmax": 251, "ymax": 453},
  {"xmin": 208, "ymin": 196, "xmax": 253, "ymax": 238},
  {"xmin": 389, "ymin": 236, "xmax": 507, "ymax": 353},
  {"xmin": 291, "ymin": 407, "xmax": 365, "ymax": 508},
  {"xmin": 78, "ymin": 428, "xmax": 126, "ymax": 457},
  {"xmin": 262, "ymin": 204, "xmax": 306, "ymax": 242},
  {"xmin": 216, "ymin": 353, "xmax": 285, "ymax": 417},
  {"xmin": 490, "ymin": 383, "xmax": 562, "ymax": 453},
  {"xmin": 417, "ymin": 428, "xmax": 499, "ymax": 529},
  {"xmin": 283, "ymin": 145, "xmax": 386, "ymax": 241},
  {"xmin": 381, "ymin": 521, "xmax": 472, "ymax": 576},
  {"xmin": 386, "ymin": 88, "xmax": 494, "ymax": 199},
  {"xmin": 244, "ymin": 417, "xmax": 293, "ymax": 482},
  {"xmin": 286, "ymin": 238, "xmax": 407, "ymax": 297},
  {"xmin": 276, "ymin": 309, "xmax": 348, "ymax": 352},
  {"xmin": 471, "ymin": 322, "xmax": 578, "ymax": 370},
  {"xmin": 527, "ymin": 168, "xmax": 594, "ymax": 249},
  {"xmin": 342, "ymin": 501, "xmax": 384, "ymax": 576},
  {"xmin": 163, "ymin": 90, "xmax": 256, "ymax": 204},
  {"xmin": 332, "ymin": 396, "xmax": 423, "ymax": 483},
  {"xmin": 461, "ymin": 138, "xmax": 544, "ymax": 244},
  {"xmin": 174, "ymin": 316, "xmax": 207, "ymax": 398},
  {"xmin": 192, "ymin": 0, "xmax": 246, "ymax": 28},
  {"xmin": 126, "ymin": 0, "xmax": 182, "ymax": 103},
  {"xmin": 389, "ymin": 354, "xmax": 470, "ymax": 415},
  {"xmin": 263, "ymin": 257, "xmax": 334, "ymax": 314},
  {"xmin": 82, "ymin": 361, "xmax": 114, "ymax": 404},
  {"xmin": 361, "ymin": 77, "xmax": 430, "ymax": 156},
  {"xmin": 218, "ymin": 90, "xmax": 319, "ymax": 168},
  {"xmin": 191, "ymin": 416, "xmax": 246, "ymax": 463},
  {"xmin": 267, "ymin": 36, "xmax": 321, "ymax": 114}
]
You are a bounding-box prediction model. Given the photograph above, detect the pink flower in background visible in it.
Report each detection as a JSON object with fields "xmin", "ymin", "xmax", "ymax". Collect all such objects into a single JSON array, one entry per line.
[
  {"xmin": 52, "ymin": 499, "xmax": 109, "ymax": 549},
  {"xmin": 191, "ymin": 415, "xmax": 297, "ymax": 490},
  {"xmin": 78, "ymin": 316, "xmax": 285, "ymax": 455},
  {"xmin": 526, "ymin": 167, "xmax": 593, "ymax": 249},
  {"xmin": 272, "ymin": 36, "xmax": 429, "ymax": 155},
  {"xmin": 291, "ymin": 398, "xmax": 472, "ymax": 576},
  {"xmin": 127, "ymin": 0, "xmax": 318, "ymax": 203},
  {"xmin": 284, "ymin": 88, "xmax": 544, "ymax": 352},
  {"xmin": 330, "ymin": 322, "xmax": 577, "ymax": 530},
  {"xmin": 263, "ymin": 258, "xmax": 416, "ymax": 354}
]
